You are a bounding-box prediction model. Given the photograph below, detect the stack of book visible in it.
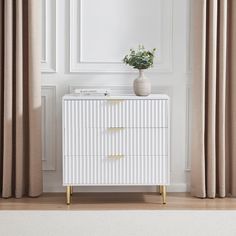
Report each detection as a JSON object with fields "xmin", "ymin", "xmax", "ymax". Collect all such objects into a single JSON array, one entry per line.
[{"xmin": 73, "ymin": 89, "xmax": 111, "ymax": 96}]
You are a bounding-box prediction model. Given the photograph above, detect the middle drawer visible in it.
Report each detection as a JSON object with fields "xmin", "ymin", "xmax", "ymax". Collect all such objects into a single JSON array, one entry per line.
[{"xmin": 64, "ymin": 128, "xmax": 168, "ymax": 157}]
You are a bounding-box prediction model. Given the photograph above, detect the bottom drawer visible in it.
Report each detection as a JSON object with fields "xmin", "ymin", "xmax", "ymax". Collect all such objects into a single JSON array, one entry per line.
[{"xmin": 63, "ymin": 156, "xmax": 169, "ymax": 185}]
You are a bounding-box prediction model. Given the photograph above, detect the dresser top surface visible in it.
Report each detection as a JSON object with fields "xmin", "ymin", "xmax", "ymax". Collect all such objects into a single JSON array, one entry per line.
[{"xmin": 63, "ymin": 94, "xmax": 169, "ymax": 100}]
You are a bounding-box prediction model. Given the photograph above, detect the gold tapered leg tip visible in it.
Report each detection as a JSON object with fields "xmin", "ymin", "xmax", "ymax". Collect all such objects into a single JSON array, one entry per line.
[
  {"xmin": 161, "ymin": 185, "xmax": 167, "ymax": 204},
  {"xmin": 66, "ymin": 186, "xmax": 71, "ymax": 205}
]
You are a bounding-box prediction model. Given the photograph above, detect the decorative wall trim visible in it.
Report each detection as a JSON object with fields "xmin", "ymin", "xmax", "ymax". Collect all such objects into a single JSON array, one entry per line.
[
  {"xmin": 41, "ymin": 0, "xmax": 57, "ymax": 73},
  {"xmin": 185, "ymin": 1, "xmax": 192, "ymax": 171},
  {"xmin": 185, "ymin": 83, "xmax": 192, "ymax": 171},
  {"xmin": 186, "ymin": 0, "xmax": 193, "ymax": 74},
  {"xmin": 41, "ymin": 86, "xmax": 57, "ymax": 170},
  {"xmin": 69, "ymin": 0, "xmax": 173, "ymax": 73},
  {"xmin": 41, "ymin": 0, "xmax": 47, "ymax": 63}
]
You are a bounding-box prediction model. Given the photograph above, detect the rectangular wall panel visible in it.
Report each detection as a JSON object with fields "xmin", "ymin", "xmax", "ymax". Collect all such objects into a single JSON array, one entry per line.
[{"xmin": 69, "ymin": 0, "xmax": 173, "ymax": 72}]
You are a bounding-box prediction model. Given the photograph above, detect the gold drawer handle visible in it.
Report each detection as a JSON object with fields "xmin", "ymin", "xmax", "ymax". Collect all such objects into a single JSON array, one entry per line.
[
  {"xmin": 107, "ymin": 127, "xmax": 125, "ymax": 131},
  {"xmin": 107, "ymin": 99, "xmax": 124, "ymax": 104},
  {"xmin": 108, "ymin": 155, "xmax": 124, "ymax": 159}
]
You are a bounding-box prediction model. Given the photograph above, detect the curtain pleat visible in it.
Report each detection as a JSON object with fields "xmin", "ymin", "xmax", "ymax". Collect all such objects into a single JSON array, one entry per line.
[
  {"xmin": 228, "ymin": 0, "xmax": 236, "ymax": 196},
  {"xmin": 15, "ymin": 0, "xmax": 24, "ymax": 197},
  {"xmin": 3, "ymin": 0, "xmax": 14, "ymax": 198},
  {"xmin": 217, "ymin": 0, "xmax": 227, "ymax": 198},
  {"xmin": 191, "ymin": 0, "xmax": 207, "ymax": 198},
  {"xmin": 191, "ymin": 0, "xmax": 236, "ymax": 198},
  {"xmin": 206, "ymin": 0, "xmax": 217, "ymax": 198},
  {"xmin": 0, "ymin": 0, "xmax": 3, "ymax": 194},
  {"xmin": 0, "ymin": 0, "xmax": 42, "ymax": 198},
  {"xmin": 28, "ymin": 0, "xmax": 42, "ymax": 197}
]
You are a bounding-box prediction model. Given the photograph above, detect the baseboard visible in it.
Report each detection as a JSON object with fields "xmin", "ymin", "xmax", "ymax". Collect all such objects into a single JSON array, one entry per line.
[
  {"xmin": 43, "ymin": 183, "xmax": 189, "ymax": 193},
  {"xmin": 167, "ymin": 183, "xmax": 189, "ymax": 192}
]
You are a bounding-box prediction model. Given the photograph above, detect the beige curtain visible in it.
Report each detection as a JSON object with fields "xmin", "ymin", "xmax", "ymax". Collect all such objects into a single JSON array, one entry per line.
[
  {"xmin": 191, "ymin": 0, "xmax": 236, "ymax": 198},
  {"xmin": 0, "ymin": 0, "xmax": 42, "ymax": 198}
]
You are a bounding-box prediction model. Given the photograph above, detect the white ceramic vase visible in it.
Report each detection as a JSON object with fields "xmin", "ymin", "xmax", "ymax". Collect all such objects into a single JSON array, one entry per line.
[{"xmin": 133, "ymin": 69, "xmax": 151, "ymax": 96}]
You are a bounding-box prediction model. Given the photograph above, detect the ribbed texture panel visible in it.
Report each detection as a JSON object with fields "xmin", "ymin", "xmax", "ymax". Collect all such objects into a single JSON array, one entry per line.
[
  {"xmin": 63, "ymin": 156, "xmax": 168, "ymax": 185},
  {"xmin": 63, "ymin": 99, "xmax": 168, "ymax": 128},
  {"xmin": 63, "ymin": 98, "xmax": 170, "ymax": 186},
  {"xmin": 64, "ymin": 128, "xmax": 167, "ymax": 157}
]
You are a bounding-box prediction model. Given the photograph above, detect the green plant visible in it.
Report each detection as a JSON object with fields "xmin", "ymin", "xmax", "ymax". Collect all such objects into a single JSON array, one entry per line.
[{"xmin": 123, "ymin": 45, "xmax": 156, "ymax": 70}]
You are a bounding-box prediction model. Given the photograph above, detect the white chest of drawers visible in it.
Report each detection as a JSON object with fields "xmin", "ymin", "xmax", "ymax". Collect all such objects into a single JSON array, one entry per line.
[{"xmin": 62, "ymin": 94, "xmax": 170, "ymax": 204}]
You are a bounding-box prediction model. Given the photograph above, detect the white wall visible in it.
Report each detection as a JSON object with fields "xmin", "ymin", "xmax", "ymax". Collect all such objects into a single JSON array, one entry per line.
[{"xmin": 41, "ymin": 0, "xmax": 192, "ymax": 192}]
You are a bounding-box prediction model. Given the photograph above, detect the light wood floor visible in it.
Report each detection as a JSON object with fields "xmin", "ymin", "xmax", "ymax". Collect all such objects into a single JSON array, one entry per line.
[{"xmin": 1, "ymin": 192, "xmax": 236, "ymax": 210}]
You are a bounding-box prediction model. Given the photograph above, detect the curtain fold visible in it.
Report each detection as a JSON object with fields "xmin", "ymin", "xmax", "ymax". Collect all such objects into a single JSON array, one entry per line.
[
  {"xmin": 191, "ymin": 0, "xmax": 236, "ymax": 198},
  {"xmin": 0, "ymin": 0, "xmax": 42, "ymax": 198}
]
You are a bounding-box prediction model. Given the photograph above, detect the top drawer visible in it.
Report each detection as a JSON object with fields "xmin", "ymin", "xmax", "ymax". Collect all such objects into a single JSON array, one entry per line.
[{"xmin": 63, "ymin": 99, "xmax": 169, "ymax": 128}]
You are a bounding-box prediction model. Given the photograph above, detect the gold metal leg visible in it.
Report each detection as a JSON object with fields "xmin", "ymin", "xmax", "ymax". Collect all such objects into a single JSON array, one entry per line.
[
  {"xmin": 162, "ymin": 186, "xmax": 167, "ymax": 204},
  {"xmin": 66, "ymin": 186, "xmax": 71, "ymax": 205},
  {"xmin": 70, "ymin": 186, "xmax": 73, "ymax": 196},
  {"xmin": 159, "ymin": 185, "xmax": 163, "ymax": 195}
]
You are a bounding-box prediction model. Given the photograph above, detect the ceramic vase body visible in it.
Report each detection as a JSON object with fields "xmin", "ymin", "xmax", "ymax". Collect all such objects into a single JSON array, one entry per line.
[{"xmin": 133, "ymin": 69, "xmax": 151, "ymax": 96}]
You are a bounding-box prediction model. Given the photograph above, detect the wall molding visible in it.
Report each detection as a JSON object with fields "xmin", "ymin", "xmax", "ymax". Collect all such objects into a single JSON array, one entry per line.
[
  {"xmin": 41, "ymin": 0, "xmax": 57, "ymax": 73},
  {"xmin": 41, "ymin": 86, "xmax": 57, "ymax": 171},
  {"xmin": 185, "ymin": 1, "xmax": 193, "ymax": 172},
  {"xmin": 186, "ymin": 0, "xmax": 193, "ymax": 74},
  {"xmin": 185, "ymin": 82, "xmax": 192, "ymax": 172},
  {"xmin": 69, "ymin": 0, "xmax": 173, "ymax": 73},
  {"xmin": 41, "ymin": 0, "xmax": 47, "ymax": 63}
]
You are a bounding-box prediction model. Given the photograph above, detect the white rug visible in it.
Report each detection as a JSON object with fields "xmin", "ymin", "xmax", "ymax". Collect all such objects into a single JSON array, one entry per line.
[{"xmin": 0, "ymin": 211, "xmax": 236, "ymax": 236}]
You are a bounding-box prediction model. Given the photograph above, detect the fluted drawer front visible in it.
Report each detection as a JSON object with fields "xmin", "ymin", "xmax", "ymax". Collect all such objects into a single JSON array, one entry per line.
[
  {"xmin": 63, "ymin": 156, "xmax": 169, "ymax": 185},
  {"xmin": 63, "ymin": 128, "xmax": 168, "ymax": 157},
  {"xmin": 63, "ymin": 99, "xmax": 168, "ymax": 128},
  {"xmin": 106, "ymin": 128, "xmax": 168, "ymax": 157}
]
